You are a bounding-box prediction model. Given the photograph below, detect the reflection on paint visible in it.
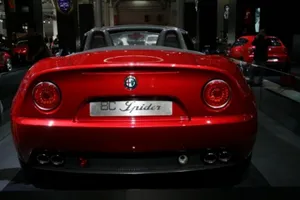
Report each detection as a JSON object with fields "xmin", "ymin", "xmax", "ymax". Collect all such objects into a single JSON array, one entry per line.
[
  {"xmin": 255, "ymin": 8, "xmax": 260, "ymax": 33},
  {"xmin": 103, "ymin": 55, "xmax": 164, "ymax": 63}
]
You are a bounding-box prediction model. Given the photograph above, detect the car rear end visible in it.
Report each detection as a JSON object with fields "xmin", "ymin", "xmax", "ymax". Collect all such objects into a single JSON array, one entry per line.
[
  {"xmin": 12, "ymin": 43, "xmax": 28, "ymax": 64},
  {"xmin": 228, "ymin": 37, "xmax": 249, "ymax": 61},
  {"xmin": 265, "ymin": 37, "xmax": 289, "ymax": 70},
  {"xmin": 11, "ymin": 51, "xmax": 256, "ymax": 179},
  {"xmin": 0, "ymin": 51, "xmax": 11, "ymax": 72},
  {"xmin": 248, "ymin": 36, "xmax": 289, "ymax": 70}
]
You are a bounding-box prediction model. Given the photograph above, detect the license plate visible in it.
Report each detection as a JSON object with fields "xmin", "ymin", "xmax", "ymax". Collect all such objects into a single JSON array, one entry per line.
[{"xmin": 90, "ymin": 101, "xmax": 173, "ymax": 117}]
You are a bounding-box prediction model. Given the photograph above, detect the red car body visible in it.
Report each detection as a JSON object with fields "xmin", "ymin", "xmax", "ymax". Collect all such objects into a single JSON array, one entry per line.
[
  {"xmin": 12, "ymin": 40, "xmax": 28, "ymax": 63},
  {"xmin": 13, "ymin": 42, "xmax": 28, "ymax": 54},
  {"xmin": 228, "ymin": 35, "xmax": 289, "ymax": 69},
  {"xmin": 11, "ymin": 47, "xmax": 257, "ymax": 179},
  {"xmin": 13, "ymin": 45, "xmax": 28, "ymax": 55}
]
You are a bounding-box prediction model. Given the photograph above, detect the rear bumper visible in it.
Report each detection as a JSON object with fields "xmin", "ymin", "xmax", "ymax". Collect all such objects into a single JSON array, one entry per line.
[
  {"xmin": 12, "ymin": 114, "xmax": 257, "ymax": 164},
  {"xmin": 23, "ymin": 152, "xmax": 252, "ymax": 177},
  {"xmin": 265, "ymin": 62, "xmax": 287, "ymax": 70},
  {"xmin": 12, "ymin": 54, "xmax": 27, "ymax": 64}
]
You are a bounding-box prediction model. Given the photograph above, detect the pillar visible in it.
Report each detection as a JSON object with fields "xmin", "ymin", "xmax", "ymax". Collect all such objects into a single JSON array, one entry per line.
[
  {"xmin": 3, "ymin": 0, "xmax": 15, "ymax": 46},
  {"xmin": 109, "ymin": 0, "xmax": 114, "ymax": 26},
  {"xmin": 196, "ymin": 0, "xmax": 217, "ymax": 51},
  {"xmin": 217, "ymin": 0, "xmax": 236, "ymax": 44},
  {"xmin": 169, "ymin": 1, "xmax": 176, "ymax": 26},
  {"xmin": 52, "ymin": 18, "xmax": 58, "ymax": 39},
  {"xmin": 94, "ymin": 0, "xmax": 102, "ymax": 27},
  {"xmin": 28, "ymin": 0, "xmax": 43, "ymax": 35},
  {"xmin": 176, "ymin": 0, "xmax": 184, "ymax": 28},
  {"xmin": 103, "ymin": 1, "xmax": 109, "ymax": 26},
  {"xmin": 78, "ymin": 3, "xmax": 94, "ymax": 47},
  {"xmin": 56, "ymin": 0, "xmax": 78, "ymax": 52}
]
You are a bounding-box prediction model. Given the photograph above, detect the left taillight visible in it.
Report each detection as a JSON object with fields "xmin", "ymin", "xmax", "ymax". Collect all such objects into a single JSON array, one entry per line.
[
  {"xmin": 21, "ymin": 48, "xmax": 27, "ymax": 54},
  {"xmin": 248, "ymin": 46, "xmax": 255, "ymax": 54},
  {"xmin": 32, "ymin": 81, "xmax": 61, "ymax": 111},
  {"xmin": 202, "ymin": 79, "xmax": 231, "ymax": 109}
]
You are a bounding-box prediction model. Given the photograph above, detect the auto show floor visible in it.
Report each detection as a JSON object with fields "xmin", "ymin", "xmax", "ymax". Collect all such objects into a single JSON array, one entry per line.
[{"xmin": 0, "ymin": 109, "xmax": 300, "ymax": 191}]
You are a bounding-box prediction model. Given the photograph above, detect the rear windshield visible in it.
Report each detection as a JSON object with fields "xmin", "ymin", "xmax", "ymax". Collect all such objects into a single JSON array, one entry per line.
[
  {"xmin": 146, "ymin": 36, "xmax": 158, "ymax": 42},
  {"xmin": 267, "ymin": 38, "xmax": 281, "ymax": 46},
  {"xmin": 232, "ymin": 38, "xmax": 248, "ymax": 46},
  {"xmin": 110, "ymin": 31, "xmax": 160, "ymax": 46},
  {"xmin": 16, "ymin": 40, "xmax": 28, "ymax": 46}
]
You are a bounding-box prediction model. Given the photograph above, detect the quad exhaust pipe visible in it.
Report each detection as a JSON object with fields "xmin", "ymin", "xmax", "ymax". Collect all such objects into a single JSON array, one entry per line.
[
  {"xmin": 50, "ymin": 154, "xmax": 64, "ymax": 166},
  {"xmin": 36, "ymin": 152, "xmax": 64, "ymax": 166},
  {"xmin": 36, "ymin": 153, "xmax": 50, "ymax": 165},
  {"xmin": 178, "ymin": 154, "xmax": 188, "ymax": 165},
  {"xmin": 218, "ymin": 150, "xmax": 231, "ymax": 163},
  {"xmin": 203, "ymin": 151, "xmax": 217, "ymax": 164},
  {"xmin": 203, "ymin": 148, "xmax": 232, "ymax": 164}
]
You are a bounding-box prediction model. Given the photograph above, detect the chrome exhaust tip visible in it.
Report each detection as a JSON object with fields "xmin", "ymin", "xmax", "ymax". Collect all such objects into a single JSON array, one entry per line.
[
  {"xmin": 203, "ymin": 152, "xmax": 217, "ymax": 164},
  {"xmin": 50, "ymin": 154, "xmax": 64, "ymax": 166},
  {"xmin": 178, "ymin": 154, "xmax": 189, "ymax": 165},
  {"xmin": 219, "ymin": 150, "xmax": 231, "ymax": 163},
  {"xmin": 36, "ymin": 153, "xmax": 50, "ymax": 165}
]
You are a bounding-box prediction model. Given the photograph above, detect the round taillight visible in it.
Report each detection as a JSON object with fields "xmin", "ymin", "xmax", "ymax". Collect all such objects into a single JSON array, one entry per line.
[
  {"xmin": 32, "ymin": 82, "xmax": 61, "ymax": 111},
  {"xmin": 203, "ymin": 79, "xmax": 231, "ymax": 109}
]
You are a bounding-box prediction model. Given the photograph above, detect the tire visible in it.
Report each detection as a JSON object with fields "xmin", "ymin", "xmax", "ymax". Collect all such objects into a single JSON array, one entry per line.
[
  {"xmin": 215, "ymin": 154, "xmax": 252, "ymax": 186},
  {"xmin": 0, "ymin": 100, "xmax": 3, "ymax": 125},
  {"xmin": 18, "ymin": 158, "xmax": 40, "ymax": 184},
  {"xmin": 231, "ymin": 154, "xmax": 252, "ymax": 184},
  {"xmin": 19, "ymin": 158, "xmax": 57, "ymax": 189}
]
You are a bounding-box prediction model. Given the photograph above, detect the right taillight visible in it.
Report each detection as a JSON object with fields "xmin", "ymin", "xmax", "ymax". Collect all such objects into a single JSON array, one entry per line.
[
  {"xmin": 203, "ymin": 79, "xmax": 231, "ymax": 109},
  {"xmin": 32, "ymin": 81, "xmax": 61, "ymax": 111}
]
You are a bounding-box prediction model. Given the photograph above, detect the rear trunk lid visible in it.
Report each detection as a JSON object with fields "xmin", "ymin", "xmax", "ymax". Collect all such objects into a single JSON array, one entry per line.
[
  {"xmin": 267, "ymin": 37, "xmax": 287, "ymax": 54},
  {"xmin": 67, "ymin": 48, "xmax": 201, "ymax": 66},
  {"xmin": 20, "ymin": 48, "xmax": 246, "ymax": 120}
]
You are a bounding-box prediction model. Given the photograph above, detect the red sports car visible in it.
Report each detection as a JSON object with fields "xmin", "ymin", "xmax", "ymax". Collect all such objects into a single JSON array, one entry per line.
[
  {"xmin": 11, "ymin": 25, "xmax": 257, "ymax": 183},
  {"xmin": 228, "ymin": 35, "xmax": 289, "ymax": 70},
  {"xmin": 12, "ymin": 40, "xmax": 28, "ymax": 64}
]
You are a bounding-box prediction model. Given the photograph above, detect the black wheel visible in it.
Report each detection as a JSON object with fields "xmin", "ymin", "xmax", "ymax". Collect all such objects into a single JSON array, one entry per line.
[
  {"xmin": 217, "ymin": 154, "xmax": 252, "ymax": 186},
  {"xmin": 232, "ymin": 154, "xmax": 252, "ymax": 183},
  {"xmin": 19, "ymin": 158, "xmax": 60, "ymax": 189},
  {"xmin": 18, "ymin": 158, "xmax": 40, "ymax": 184},
  {"xmin": 0, "ymin": 100, "xmax": 3, "ymax": 125}
]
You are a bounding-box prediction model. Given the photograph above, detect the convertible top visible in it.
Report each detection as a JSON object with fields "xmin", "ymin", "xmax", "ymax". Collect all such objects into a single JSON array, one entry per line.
[
  {"xmin": 87, "ymin": 24, "xmax": 188, "ymax": 35},
  {"xmin": 74, "ymin": 45, "xmax": 204, "ymax": 56},
  {"xmin": 82, "ymin": 24, "xmax": 192, "ymax": 51}
]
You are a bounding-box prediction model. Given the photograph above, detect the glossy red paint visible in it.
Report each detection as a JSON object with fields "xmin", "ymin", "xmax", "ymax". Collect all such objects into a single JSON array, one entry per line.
[
  {"xmin": 13, "ymin": 46, "xmax": 28, "ymax": 55},
  {"xmin": 11, "ymin": 48, "xmax": 257, "ymax": 164},
  {"xmin": 229, "ymin": 35, "xmax": 289, "ymax": 65}
]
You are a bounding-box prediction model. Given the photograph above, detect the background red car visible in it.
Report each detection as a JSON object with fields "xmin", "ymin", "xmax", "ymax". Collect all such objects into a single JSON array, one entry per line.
[
  {"xmin": 11, "ymin": 25, "xmax": 257, "ymax": 185},
  {"xmin": 228, "ymin": 35, "xmax": 289, "ymax": 70},
  {"xmin": 12, "ymin": 40, "xmax": 28, "ymax": 64},
  {"xmin": 0, "ymin": 51, "xmax": 12, "ymax": 72}
]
